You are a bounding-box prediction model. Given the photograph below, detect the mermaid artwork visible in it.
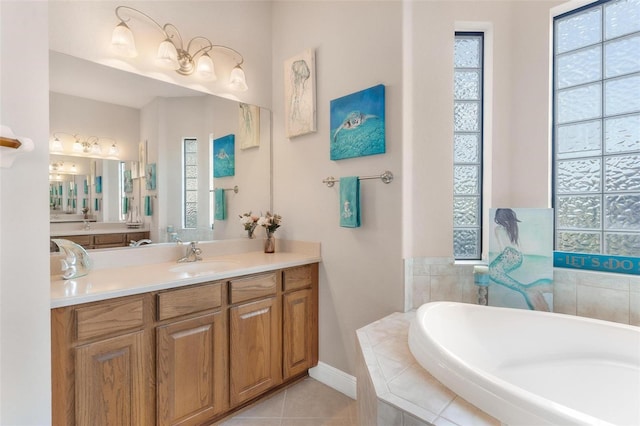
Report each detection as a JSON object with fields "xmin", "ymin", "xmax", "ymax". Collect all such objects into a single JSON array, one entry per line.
[{"xmin": 490, "ymin": 208, "xmax": 553, "ymax": 311}]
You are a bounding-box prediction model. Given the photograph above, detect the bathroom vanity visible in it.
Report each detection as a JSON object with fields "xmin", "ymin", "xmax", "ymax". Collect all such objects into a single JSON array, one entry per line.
[{"xmin": 50, "ymin": 245, "xmax": 319, "ymax": 425}]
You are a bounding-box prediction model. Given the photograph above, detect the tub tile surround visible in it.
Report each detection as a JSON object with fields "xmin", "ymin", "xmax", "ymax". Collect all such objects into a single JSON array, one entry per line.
[
  {"xmin": 406, "ymin": 257, "xmax": 640, "ymax": 327},
  {"xmin": 356, "ymin": 311, "xmax": 499, "ymax": 426}
]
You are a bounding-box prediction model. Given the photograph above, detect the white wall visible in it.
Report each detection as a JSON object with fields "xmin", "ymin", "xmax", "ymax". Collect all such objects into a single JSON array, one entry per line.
[
  {"xmin": 50, "ymin": 92, "xmax": 141, "ymax": 161},
  {"xmin": 0, "ymin": 2, "xmax": 52, "ymax": 424},
  {"xmin": 272, "ymin": 1, "xmax": 405, "ymax": 374}
]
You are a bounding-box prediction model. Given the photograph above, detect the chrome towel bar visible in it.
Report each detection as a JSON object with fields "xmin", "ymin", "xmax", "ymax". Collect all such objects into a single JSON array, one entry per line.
[{"xmin": 322, "ymin": 171, "xmax": 393, "ymax": 188}]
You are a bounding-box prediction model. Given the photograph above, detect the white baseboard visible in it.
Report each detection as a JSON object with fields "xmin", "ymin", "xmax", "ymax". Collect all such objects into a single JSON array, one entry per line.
[{"xmin": 309, "ymin": 361, "xmax": 357, "ymax": 400}]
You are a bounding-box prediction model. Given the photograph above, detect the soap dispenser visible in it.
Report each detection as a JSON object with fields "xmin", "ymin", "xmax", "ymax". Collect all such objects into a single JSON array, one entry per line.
[{"xmin": 51, "ymin": 238, "xmax": 93, "ymax": 280}]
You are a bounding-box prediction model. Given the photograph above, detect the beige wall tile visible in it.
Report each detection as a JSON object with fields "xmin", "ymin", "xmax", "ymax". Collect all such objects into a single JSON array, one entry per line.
[
  {"xmin": 412, "ymin": 275, "xmax": 431, "ymax": 309},
  {"xmin": 577, "ymin": 270, "xmax": 630, "ymax": 291},
  {"xmin": 553, "ymin": 279, "xmax": 577, "ymax": 315},
  {"xmin": 430, "ymin": 275, "xmax": 462, "ymax": 302},
  {"xmin": 577, "ymin": 285, "xmax": 630, "ymax": 324},
  {"xmin": 439, "ymin": 397, "xmax": 499, "ymax": 426},
  {"xmin": 377, "ymin": 401, "xmax": 403, "ymax": 425},
  {"xmin": 630, "ymin": 286, "xmax": 640, "ymax": 327}
]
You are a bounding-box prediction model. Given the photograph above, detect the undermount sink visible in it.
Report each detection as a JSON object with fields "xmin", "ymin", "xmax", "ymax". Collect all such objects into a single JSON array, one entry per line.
[{"xmin": 169, "ymin": 259, "xmax": 239, "ymax": 276}]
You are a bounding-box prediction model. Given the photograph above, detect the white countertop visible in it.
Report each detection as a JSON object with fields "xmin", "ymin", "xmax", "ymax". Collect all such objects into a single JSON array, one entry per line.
[{"xmin": 51, "ymin": 246, "xmax": 321, "ymax": 309}]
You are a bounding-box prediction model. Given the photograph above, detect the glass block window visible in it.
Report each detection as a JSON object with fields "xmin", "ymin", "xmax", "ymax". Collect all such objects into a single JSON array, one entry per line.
[
  {"xmin": 118, "ymin": 161, "xmax": 126, "ymax": 221},
  {"xmin": 553, "ymin": 0, "xmax": 640, "ymax": 256},
  {"xmin": 453, "ymin": 32, "xmax": 484, "ymax": 259},
  {"xmin": 183, "ymin": 138, "xmax": 198, "ymax": 229}
]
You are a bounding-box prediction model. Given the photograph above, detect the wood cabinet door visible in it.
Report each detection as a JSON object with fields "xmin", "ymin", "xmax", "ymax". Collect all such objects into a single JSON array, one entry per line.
[
  {"xmin": 229, "ymin": 297, "xmax": 281, "ymax": 407},
  {"xmin": 75, "ymin": 331, "xmax": 148, "ymax": 426},
  {"xmin": 156, "ymin": 312, "xmax": 227, "ymax": 426},
  {"xmin": 283, "ymin": 288, "xmax": 315, "ymax": 379}
]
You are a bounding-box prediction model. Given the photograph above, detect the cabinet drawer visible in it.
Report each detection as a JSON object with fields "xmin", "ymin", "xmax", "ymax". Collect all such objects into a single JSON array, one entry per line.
[
  {"xmin": 157, "ymin": 282, "xmax": 223, "ymax": 321},
  {"xmin": 94, "ymin": 233, "xmax": 126, "ymax": 245},
  {"xmin": 283, "ymin": 265, "xmax": 314, "ymax": 292},
  {"xmin": 55, "ymin": 235, "xmax": 93, "ymax": 247},
  {"xmin": 230, "ymin": 272, "xmax": 277, "ymax": 304},
  {"xmin": 75, "ymin": 297, "xmax": 144, "ymax": 341}
]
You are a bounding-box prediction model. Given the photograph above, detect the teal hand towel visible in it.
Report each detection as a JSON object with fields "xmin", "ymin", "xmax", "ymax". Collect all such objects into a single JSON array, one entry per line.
[
  {"xmin": 339, "ymin": 176, "xmax": 360, "ymax": 228},
  {"xmin": 214, "ymin": 188, "xmax": 226, "ymax": 220},
  {"xmin": 144, "ymin": 196, "xmax": 152, "ymax": 216}
]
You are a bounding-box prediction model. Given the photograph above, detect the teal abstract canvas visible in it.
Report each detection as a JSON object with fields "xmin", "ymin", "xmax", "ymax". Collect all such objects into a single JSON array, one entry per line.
[{"xmin": 330, "ymin": 84, "xmax": 385, "ymax": 160}]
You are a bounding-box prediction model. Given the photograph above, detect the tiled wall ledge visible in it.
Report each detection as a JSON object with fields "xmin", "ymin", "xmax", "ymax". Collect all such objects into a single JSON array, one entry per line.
[
  {"xmin": 405, "ymin": 257, "xmax": 640, "ymax": 326},
  {"xmin": 355, "ymin": 311, "xmax": 499, "ymax": 426}
]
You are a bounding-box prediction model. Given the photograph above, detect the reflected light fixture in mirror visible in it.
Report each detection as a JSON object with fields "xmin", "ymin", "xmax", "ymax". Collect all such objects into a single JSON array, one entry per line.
[
  {"xmin": 50, "ymin": 132, "xmax": 119, "ymax": 159},
  {"xmin": 111, "ymin": 6, "xmax": 248, "ymax": 91}
]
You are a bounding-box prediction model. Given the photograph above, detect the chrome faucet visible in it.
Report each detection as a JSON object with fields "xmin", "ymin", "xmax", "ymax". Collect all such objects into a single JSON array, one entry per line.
[
  {"xmin": 178, "ymin": 241, "xmax": 202, "ymax": 263},
  {"xmin": 129, "ymin": 239, "xmax": 152, "ymax": 247}
]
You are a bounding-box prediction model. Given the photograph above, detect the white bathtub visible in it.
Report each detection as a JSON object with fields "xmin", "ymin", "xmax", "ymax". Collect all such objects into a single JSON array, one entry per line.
[{"xmin": 408, "ymin": 302, "xmax": 640, "ymax": 426}]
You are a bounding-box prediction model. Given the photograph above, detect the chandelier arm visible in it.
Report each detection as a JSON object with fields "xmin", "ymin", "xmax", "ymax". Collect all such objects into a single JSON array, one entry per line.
[
  {"xmin": 163, "ymin": 23, "xmax": 185, "ymax": 51},
  {"xmin": 52, "ymin": 132, "xmax": 76, "ymax": 140},
  {"xmin": 210, "ymin": 45, "xmax": 245, "ymax": 66},
  {"xmin": 186, "ymin": 36, "xmax": 214, "ymax": 58},
  {"xmin": 115, "ymin": 6, "xmax": 168, "ymax": 38}
]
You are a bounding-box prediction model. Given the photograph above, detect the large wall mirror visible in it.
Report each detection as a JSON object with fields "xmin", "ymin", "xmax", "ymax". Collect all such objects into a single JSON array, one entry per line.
[{"xmin": 49, "ymin": 51, "xmax": 272, "ymax": 246}]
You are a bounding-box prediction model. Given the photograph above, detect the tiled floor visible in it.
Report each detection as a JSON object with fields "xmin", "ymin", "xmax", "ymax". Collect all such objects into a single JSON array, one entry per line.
[{"xmin": 216, "ymin": 377, "xmax": 358, "ymax": 426}]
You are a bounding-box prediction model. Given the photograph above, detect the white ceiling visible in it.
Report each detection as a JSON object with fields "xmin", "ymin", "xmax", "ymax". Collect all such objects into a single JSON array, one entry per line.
[{"xmin": 49, "ymin": 51, "xmax": 206, "ymax": 109}]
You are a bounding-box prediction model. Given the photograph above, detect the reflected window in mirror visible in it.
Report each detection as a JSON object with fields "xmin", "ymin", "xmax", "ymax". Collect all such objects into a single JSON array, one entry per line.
[
  {"xmin": 184, "ymin": 138, "xmax": 198, "ymax": 229},
  {"xmin": 118, "ymin": 161, "xmax": 126, "ymax": 221}
]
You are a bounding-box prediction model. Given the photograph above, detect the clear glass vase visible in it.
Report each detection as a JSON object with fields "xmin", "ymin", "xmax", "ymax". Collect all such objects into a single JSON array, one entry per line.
[{"xmin": 264, "ymin": 233, "xmax": 275, "ymax": 253}]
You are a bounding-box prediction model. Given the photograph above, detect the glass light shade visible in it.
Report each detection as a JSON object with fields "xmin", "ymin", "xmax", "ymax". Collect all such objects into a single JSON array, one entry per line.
[
  {"xmin": 71, "ymin": 164, "xmax": 77, "ymax": 173},
  {"xmin": 90, "ymin": 141, "xmax": 102, "ymax": 155},
  {"xmin": 72, "ymin": 140, "xmax": 83, "ymax": 153},
  {"xmin": 50, "ymin": 138, "xmax": 63, "ymax": 152},
  {"xmin": 111, "ymin": 22, "xmax": 138, "ymax": 58},
  {"xmin": 157, "ymin": 39, "xmax": 179, "ymax": 70},
  {"xmin": 228, "ymin": 65, "xmax": 248, "ymax": 91},
  {"xmin": 108, "ymin": 143, "xmax": 119, "ymax": 157},
  {"xmin": 196, "ymin": 53, "xmax": 217, "ymax": 81}
]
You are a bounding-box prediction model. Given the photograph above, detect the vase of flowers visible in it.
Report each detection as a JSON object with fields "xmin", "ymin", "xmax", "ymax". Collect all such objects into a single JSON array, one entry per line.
[
  {"xmin": 239, "ymin": 212, "xmax": 259, "ymax": 239},
  {"xmin": 258, "ymin": 212, "xmax": 281, "ymax": 253}
]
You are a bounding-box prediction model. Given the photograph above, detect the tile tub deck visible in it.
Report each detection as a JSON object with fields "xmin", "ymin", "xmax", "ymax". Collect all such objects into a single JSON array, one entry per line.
[{"xmin": 356, "ymin": 311, "xmax": 499, "ymax": 426}]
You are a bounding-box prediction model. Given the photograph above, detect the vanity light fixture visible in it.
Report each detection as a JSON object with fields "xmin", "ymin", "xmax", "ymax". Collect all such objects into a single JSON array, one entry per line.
[
  {"xmin": 49, "ymin": 161, "xmax": 64, "ymax": 172},
  {"xmin": 90, "ymin": 138, "xmax": 102, "ymax": 155},
  {"xmin": 50, "ymin": 136, "xmax": 64, "ymax": 153},
  {"xmin": 51, "ymin": 132, "xmax": 120, "ymax": 159},
  {"xmin": 71, "ymin": 135, "xmax": 99, "ymax": 154},
  {"xmin": 102, "ymin": 137, "xmax": 120, "ymax": 157},
  {"xmin": 111, "ymin": 5, "xmax": 248, "ymax": 91}
]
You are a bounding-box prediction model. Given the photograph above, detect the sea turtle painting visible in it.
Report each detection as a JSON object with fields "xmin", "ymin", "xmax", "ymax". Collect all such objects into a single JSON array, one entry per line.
[
  {"xmin": 332, "ymin": 111, "xmax": 378, "ymax": 143},
  {"xmin": 330, "ymin": 84, "xmax": 386, "ymax": 160}
]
